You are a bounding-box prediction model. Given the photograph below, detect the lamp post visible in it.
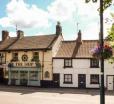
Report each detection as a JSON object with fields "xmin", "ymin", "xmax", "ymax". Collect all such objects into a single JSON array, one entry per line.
[
  {"xmin": 86, "ymin": 0, "xmax": 105, "ymax": 104},
  {"xmin": 100, "ymin": 0, "xmax": 105, "ymax": 104}
]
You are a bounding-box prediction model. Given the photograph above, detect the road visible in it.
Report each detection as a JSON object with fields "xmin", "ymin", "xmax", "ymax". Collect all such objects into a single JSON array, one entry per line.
[{"xmin": 0, "ymin": 85, "xmax": 113, "ymax": 104}]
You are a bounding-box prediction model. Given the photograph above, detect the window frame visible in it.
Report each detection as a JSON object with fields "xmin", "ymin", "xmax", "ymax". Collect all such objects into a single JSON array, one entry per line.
[
  {"xmin": 29, "ymin": 71, "xmax": 38, "ymax": 81},
  {"xmin": 45, "ymin": 71, "xmax": 50, "ymax": 78},
  {"xmin": 12, "ymin": 52, "xmax": 18, "ymax": 61},
  {"xmin": 64, "ymin": 59, "xmax": 72, "ymax": 68},
  {"xmin": 64, "ymin": 74, "xmax": 72, "ymax": 84},
  {"xmin": 90, "ymin": 58, "xmax": 99, "ymax": 68},
  {"xmin": 90, "ymin": 74, "xmax": 99, "ymax": 84},
  {"xmin": 32, "ymin": 52, "xmax": 39, "ymax": 61}
]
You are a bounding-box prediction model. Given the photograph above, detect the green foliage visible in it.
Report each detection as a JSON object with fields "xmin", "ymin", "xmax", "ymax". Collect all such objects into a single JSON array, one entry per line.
[
  {"xmin": 85, "ymin": 0, "xmax": 112, "ymax": 10},
  {"xmin": 107, "ymin": 24, "xmax": 114, "ymax": 41},
  {"xmin": 107, "ymin": 24, "xmax": 114, "ymax": 64},
  {"xmin": 104, "ymin": 0, "xmax": 112, "ymax": 10},
  {"xmin": 108, "ymin": 57, "xmax": 114, "ymax": 64}
]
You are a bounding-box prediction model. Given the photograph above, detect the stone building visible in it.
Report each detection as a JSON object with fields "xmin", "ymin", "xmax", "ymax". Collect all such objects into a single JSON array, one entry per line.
[{"xmin": 0, "ymin": 22, "xmax": 63, "ymax": 87}]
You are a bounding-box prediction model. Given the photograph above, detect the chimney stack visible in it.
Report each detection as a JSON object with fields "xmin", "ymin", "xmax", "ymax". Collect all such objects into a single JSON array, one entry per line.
[
  {"xmin": 2, "ymin": 30, "xmax": 9, "ymax": 41},
  {"xmin": 56, "ymin": 21, "xmax": 62, "ymax": 35},
  {"xmin": 77, "ymin": 30, "xmax": 82, "ymax": 43},
  {"xmin": 17, "ymin": 30, "xmax": 24, "ymax": 39}
]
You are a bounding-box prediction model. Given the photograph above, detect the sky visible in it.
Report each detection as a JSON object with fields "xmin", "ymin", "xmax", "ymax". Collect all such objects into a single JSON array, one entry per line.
[{"xmin": 0, "ymin": 0, "xmax": 114, "ymax": 40}]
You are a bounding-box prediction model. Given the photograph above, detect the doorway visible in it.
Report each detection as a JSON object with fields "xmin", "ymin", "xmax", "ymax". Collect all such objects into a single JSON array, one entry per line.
[
  {"xmin": 78, "ymin": 74, "xmax": 86, "ymax": 88},
  {"xmin": 20, "ymin": 71, "xmax": 28, "ymax": 86},
  {"xmin": 0, "ymin": 68, "xmax": 4, "ymax": 84},
  {"xmin": 107, "ymin": 75, "xmax": 114, "ymax": 90},
  {"xmin": 53, "ymin": 74, "xmax": 60, "ymax": 87}
]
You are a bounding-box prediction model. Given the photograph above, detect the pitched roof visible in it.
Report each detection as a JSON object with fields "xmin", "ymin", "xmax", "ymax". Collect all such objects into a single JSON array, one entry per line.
[
  {"xmin": 0, "ymin": 34, "xmax": 58, "ymax": 51},
  {"xmin": 55, "ymin": 41, "xmax": 76, "ymax": 58},
  {"xmin": 0, "ymin": 37, "xmax": 17, "ymax": 50},
  {"xmin": 55, "ymin": 40, "xmax": 99, "ymax": 58}
]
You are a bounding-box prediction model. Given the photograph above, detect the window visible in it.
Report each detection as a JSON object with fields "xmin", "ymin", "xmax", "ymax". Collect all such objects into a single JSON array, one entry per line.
[
  {"xmin": 90, "ymin": 59, "xmax": 99, "ymax": 68},
  {"xmin": 0, "ymin": 53, "xmax": 4, "ymax": 63},
  {"xmin": 32, "ymin": 52, "xmax": 39, "ymax": 61},
  {"xmin": 0, "ymin": 53, "xmax": 3, "ymax": 58},
  {"xmin": 64, "ymin": 59, "xmax": 72, "ymax": 68},
  {"xmin": 12, "ymin": 53, "xmax": 18, "ymax": 61},
  {"xmin": 64, "ymin": 74, "xmax": 72, "ymax": 84},
  {"xmin": 29, "ymin": 71, "xmax": 38, "ymax": 81},
  {"xmin": 20, "ymin": 71, "xmax": 27, "ymax": 80},
  {"xmin": 45, "ymin": 71, "xmax": 50, "ymax": 78},
  {"xmin": 90, "ymin": 74, "xmax": 99, "ymax": 84},
  {"xmin": 11, "ymin": 71, "xmax": 18, "ymax": 79}
]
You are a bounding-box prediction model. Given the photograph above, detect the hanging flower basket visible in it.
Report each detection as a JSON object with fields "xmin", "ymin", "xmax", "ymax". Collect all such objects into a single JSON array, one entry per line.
[{"xmin": 90, "ymin": 44, "xmax": 113, "ymax": 59}]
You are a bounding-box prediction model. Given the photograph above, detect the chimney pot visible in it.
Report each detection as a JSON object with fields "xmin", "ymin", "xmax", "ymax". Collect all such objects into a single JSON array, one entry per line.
[
  {"xmin": 17, "ymin": 30, "xmax": 24, "ymax": 39},
  {"xmin": 56, "ymin": 21, "xmax": 62, "ymax": 35},
  {"xmin": 77, "ymin": 30, "xmax": 82, "ymax": 43},
  {"xmin": 2, "ymin": 30, "xmax": 9, "ymax": 41}
]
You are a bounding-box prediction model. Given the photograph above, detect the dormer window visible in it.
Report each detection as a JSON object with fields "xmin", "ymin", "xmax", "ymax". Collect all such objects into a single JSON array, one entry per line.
[
  {"xmin": 64, "ymin": 59, "xmax": 72, "ymax": 68},
  {"xmin": 11, "ymin": 52, "xmax": 18, "ymax": 62},
  {"xmin": 90, "ymin": 58, "xmax": 99, "ymax": 68}
]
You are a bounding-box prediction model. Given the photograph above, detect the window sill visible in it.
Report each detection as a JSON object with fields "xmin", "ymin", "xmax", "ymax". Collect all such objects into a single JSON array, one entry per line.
[
  {"xmin": 90, "ymin": 66, "xmax": 99, "ymax": 68},
  {"xmin": 63, "ymin": 82, "xmax": 73, "ymax": 84},
  {"xmin": 64, "ymin": 66, "xmax": 73, "ymax": 68},
  {"xmin": 90, "ymin": 83, "xmax": 99, "ymax": 84}
]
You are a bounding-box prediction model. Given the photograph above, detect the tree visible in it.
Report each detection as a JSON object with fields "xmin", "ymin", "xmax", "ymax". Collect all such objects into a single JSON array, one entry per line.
[
  {"xmin": 85, "ymin": 0, "xmax": 112, "ymax": 10},
  {"xmin": 107, "ymin": 24, "xmax": 114, "ymax": 41},
  {"xmin": 106, "ymin": 23, "xmax": 114, "ymax": 63}
]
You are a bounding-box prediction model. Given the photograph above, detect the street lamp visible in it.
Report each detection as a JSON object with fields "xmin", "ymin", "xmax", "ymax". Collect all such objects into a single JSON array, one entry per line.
[{"xmin": 85, "ymin": 0, "xmax": 105, "ymax": 104}]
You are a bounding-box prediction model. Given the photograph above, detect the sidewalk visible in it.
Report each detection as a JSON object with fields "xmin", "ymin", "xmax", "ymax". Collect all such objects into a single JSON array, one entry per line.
[{"xmin": 0, "ymin": 84, "xmax": 113, "ymax": 96}]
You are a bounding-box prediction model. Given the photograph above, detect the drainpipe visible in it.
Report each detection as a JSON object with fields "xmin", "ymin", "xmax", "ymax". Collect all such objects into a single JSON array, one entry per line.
[{"xmin": 41, "ymin": 51, "xmax": 44, "ymax": 84}]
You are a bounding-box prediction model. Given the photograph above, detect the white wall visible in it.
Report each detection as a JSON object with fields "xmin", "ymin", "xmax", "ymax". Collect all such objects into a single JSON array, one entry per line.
[{"xmin": 53, "ymin": 59, "xmax": 114, "ymax": 88}]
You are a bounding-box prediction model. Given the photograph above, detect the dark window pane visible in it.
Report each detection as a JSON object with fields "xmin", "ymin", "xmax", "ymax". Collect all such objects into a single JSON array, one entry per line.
[
  {"xmin": 64, "ymin": 59, "xmax": 72, "ymax": 67},
  {"xmin": 64, "ymin": 74, "xmax": 72, "ymax": 84},
  {"xmin": 90, "ymin": 59, "xmax": 99, "ymax": 68},
  {"xmin": 90, "ymin": 74, "xmax": 99, "ymax": 84}
]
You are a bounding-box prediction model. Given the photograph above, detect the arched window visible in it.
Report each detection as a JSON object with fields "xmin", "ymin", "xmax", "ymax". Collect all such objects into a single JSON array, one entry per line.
[{"xmin": 45, "ymin": 71, "xmax": 50, "ymax": 78}]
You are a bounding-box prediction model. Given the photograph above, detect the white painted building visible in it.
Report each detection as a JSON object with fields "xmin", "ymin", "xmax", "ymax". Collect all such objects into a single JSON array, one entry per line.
[{"xmin": 53, "ymin": 30, "xmax": 114, "ymax": 90}]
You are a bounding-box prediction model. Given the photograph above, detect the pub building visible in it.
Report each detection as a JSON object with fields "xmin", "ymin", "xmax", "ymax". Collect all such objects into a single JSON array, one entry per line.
[{"xmin": 0, "ymin": 22, "xmax": 63, "ymax": 87}]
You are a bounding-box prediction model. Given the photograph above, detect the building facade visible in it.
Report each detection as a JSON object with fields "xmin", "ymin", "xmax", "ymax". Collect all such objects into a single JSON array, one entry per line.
[
  {"xmin": 53, "ymin": 31, "xmax": 114, "ymax": 90},
  {"xmin": 0, "ymin": 22, "xmax": 63, "ymax": 87}
]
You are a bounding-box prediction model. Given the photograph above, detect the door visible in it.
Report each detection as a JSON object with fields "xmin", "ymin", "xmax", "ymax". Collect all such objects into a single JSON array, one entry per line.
[
  {"xmin": 78, "ymin": 74, "xmax": 86, "ymax": 88},
  {"xmin": 0, "ymin": 68, "xmax": 4, "ymax": 84},
  {"xmin": 20, "ymin": 71, "xmax": 28, "ymax": 86},
  {"xmin": 107, "ymin": 76, "xmax": 114, "ymax": 90},
  {"xmin": 53, "ymin": 74, "xmax": 60, "ymax": 87}
]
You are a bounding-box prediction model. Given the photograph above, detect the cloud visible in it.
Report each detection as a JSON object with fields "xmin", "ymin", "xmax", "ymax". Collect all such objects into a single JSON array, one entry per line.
[
  {"xmin": 48, "ymin": 0, "xmax": 77, "ymax": 21},
  {"xmin": 0, "ymin": 17, "xmax": 13, "ymax": 27},
  {"xmin": 9, "ymin": 31, "xmax": 16, "ymax": 37},
  {"xmin": 83, "ymin": 23, "xmax": 99, "ymax": 40},
  {"xmin": 48, "ymin": 0, "xmax": 99, "ymax": 22},
  {"xmin": 47, "ymin": 0, "xmax": 101, "ymax": 39},
  {"xmin": 0, "ymin": 0, "xmax": 114, "ymax": 40},
  {"xmin": 0, "ymin": 0, "xmax": 49, "ymax": 28}
]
